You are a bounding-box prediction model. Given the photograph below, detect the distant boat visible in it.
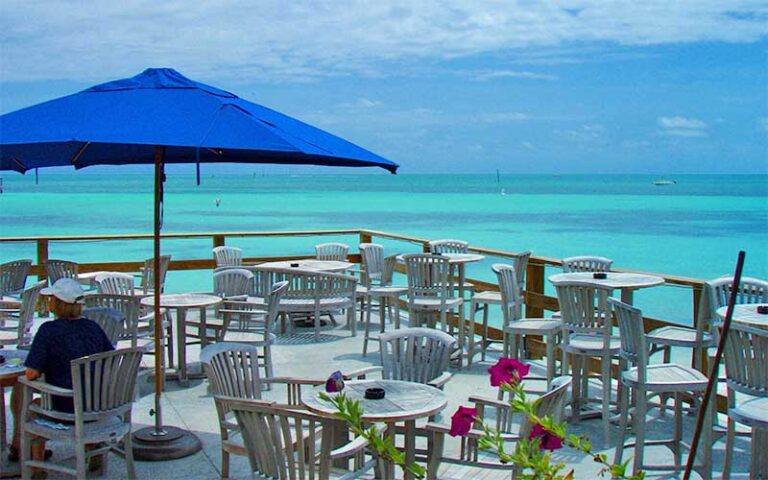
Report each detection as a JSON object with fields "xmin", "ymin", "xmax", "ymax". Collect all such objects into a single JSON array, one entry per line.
[{"xmin": 653, "ymin": 179, "xmax": 676, "ymax": 186}]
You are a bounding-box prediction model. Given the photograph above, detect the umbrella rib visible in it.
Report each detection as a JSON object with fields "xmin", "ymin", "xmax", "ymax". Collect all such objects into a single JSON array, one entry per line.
[
  {"xmin": 10, "ymin": 157, "xmax": 27, "ymax": 173},
  {"xmin": 70, "ymin": 141, "xmax": 91, "ymax": 167}
]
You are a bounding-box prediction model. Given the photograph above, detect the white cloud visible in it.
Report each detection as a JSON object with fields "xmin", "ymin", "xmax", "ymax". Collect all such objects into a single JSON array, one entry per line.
[
  {"xmin": 340, "ymin": 98, "xmax": 384, "ymax": 109},
  {"xmin": 521, "ymin": 141, "xmax": 535, "ymax": 150},
  {"xmin": 558, "ymin": 124, "xmax": 605, "ymax": 142},
  {"xmin": 658, "ymin": 116, "xmax": 708, "ymax": 136},
  {"xmin": 0, "ymin": 0, "xmax": 765, "ymax": 82}
]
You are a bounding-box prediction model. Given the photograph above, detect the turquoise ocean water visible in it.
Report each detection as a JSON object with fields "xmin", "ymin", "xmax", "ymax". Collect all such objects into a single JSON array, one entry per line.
[{"xmin": 1, "ymin": 173, "xmax": 766, "ymax": 326}]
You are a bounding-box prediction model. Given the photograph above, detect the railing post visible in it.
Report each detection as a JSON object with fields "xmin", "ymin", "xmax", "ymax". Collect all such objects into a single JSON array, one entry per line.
[
  {"xmin": 359, "ymin": 231, "xmax": 372, "ymax": 245},
  {"xmin": 212, "ymin": 235, "xmax": 225, "ymax": 254},
  {"xmin": 692, "ymin": 285, "xmax": 705, "ymax": 370},
  {"xmin": 36, "ymin": 239, "xmax": 49, "ymax": 282},
  {"xmin": 36, "ymin": 239, "xmax": 49, "ymax": 316},
  {"xmin": 526, "ymin": 262, "xmax": 545, "ymax": 318}
]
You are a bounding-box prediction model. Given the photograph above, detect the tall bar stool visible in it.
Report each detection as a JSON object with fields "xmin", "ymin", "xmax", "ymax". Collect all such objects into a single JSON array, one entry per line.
[
  {"xmin": 722, "ymin": 322, "xmax": 768, "ymax": 479},
  {"xmin": 554, "ymin": 281, "xmax": 620, "ymax": 436},
  {"xmin": 610, "ymin": 297, "xmax": 712, "ymax": 479},
  {"xmin": 359, "ymin": 244, "xmax": 407, "ymax": 357}
]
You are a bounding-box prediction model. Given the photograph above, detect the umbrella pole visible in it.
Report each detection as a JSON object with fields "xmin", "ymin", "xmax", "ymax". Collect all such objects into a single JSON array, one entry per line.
[
  {"xmin": 153, "ymin": 146, "xmax": 164, "ymax": 433},
  {"xmin": 131, "ymin": 146, "xmax": 202, "ymax": 460}
]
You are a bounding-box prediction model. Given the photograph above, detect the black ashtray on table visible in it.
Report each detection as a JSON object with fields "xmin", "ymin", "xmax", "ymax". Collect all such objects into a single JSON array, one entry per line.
[
  {"xmin": 364, "ymin": 387, "xmax": 386, "ymax": 400},
  {"xmin": 593, "ymin": 272, "xmax": 607, "ymax": 279},
  {"xmin": 757, "ymin": 306, "xmax": 768, "ymax": 315},
  {"xmin": 290, "ymin": 263, "xmax": 300, "ymax": 268}
]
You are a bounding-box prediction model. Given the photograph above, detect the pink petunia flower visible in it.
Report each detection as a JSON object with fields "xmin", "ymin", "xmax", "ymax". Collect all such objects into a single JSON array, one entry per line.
[
  {"xmin": 325, "ymin": 370, "xmax": 345, "ymax": 393},
  {"xmin": 488, "ymin": 357, "xmax": 530, "ymax": 387},
  {"xmin": 529, "ymin": 423, "xmax": 563, "ymax": 451},
  {"xmin": 449, "ymin": 406, "xmax": 477, "ymax": 437}
]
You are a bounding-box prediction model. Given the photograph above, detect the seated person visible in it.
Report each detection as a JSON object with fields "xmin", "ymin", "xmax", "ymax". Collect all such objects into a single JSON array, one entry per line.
[{"xmin": 9, "ymin": 278, "xmax": 114, "ymax": 464}]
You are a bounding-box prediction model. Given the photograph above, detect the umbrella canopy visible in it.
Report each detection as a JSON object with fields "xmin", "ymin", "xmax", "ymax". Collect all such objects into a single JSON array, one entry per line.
[
  {"xmin": 0, "ymin": 67, "xmax": 398, "ymax": 174},
  {"xmin": 0, "ymin": 67, "xmax": 397, "ymax": 460}
]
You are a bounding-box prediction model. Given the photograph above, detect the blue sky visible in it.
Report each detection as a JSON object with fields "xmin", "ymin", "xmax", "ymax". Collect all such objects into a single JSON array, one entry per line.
[{"xmin": 1, "ymin": 1, "xmax": 766, "ymax": 174}]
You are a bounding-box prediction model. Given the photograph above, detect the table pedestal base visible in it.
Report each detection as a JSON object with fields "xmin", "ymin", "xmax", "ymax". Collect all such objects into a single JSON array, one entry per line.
[
  {"xmin": 0, "ymin": 450, "xmax": 20, "ymax": 478},
  {"xmin": 132, "ymin": 426, "xmax": 202, "ymax": 461}
]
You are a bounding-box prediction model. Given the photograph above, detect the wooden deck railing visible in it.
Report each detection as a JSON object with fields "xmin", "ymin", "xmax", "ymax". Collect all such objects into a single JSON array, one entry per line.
[{"xmin": 1, "ymin": 228, "xmax": 722, "ymax": 409}]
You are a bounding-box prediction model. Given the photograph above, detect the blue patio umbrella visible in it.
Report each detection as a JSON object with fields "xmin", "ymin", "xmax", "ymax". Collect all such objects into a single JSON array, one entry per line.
[{"xmin": 0, "ymin": 68, "xmax": 398, "ymax": 460}]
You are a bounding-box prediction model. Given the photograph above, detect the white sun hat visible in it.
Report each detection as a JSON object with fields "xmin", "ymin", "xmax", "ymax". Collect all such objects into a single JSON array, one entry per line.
[{"xmin": 40, "ymin": 278, "xmax": 85, "ymax": 304}]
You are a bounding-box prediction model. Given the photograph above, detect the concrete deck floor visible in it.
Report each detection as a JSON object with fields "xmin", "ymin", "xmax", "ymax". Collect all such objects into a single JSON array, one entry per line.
[{"xmin": 2, "ymin": 313, "xmax": 757, "ymax": 479}]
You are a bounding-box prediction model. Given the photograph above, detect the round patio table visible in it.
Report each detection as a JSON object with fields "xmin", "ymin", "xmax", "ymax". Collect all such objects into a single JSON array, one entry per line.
[
  {"xmin": 140, "ymin": 293, "xmax": 222, "ymax": 386},
  {"xmin": 257, "ymin": 259, "xmax": 354, "ymax": 273},
  {"xmin": 548, "ymin": 271, "xmax": 665, "ymax": 304},
  {"xmin": 0, "ymin": 349, "xmax": 28, "ymax": 478},
  {"xmin": 716, "ymin": 303, "xmax": 768, "ymax": 330},
  {"xmin": 303, "ymin": 379, "xmax": 446, "ymax": 480}
]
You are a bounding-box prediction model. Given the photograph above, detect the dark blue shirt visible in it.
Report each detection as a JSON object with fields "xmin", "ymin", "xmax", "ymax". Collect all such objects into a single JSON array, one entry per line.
[{"xmin": 25, "ymin": 317, "xmax": 114, "ymax": 413}]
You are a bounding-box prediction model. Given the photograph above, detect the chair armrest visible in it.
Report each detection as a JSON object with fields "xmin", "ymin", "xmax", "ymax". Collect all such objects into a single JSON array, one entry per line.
[
  {"xmin": 427, "ymin": 372, "xmax": 453, "ymax": 389},
  {"xmin": 468, "ymin": 395, "xmax": 511, "ymax": 410},
  {"xmin": 264, "ymin": 377, "xmax": 325, "ymax": 386},
  {"xmin": 18, "ymin": 377, "xmax": 74, "ymax": 397},
  {"xmin": 424, "ymin": 422, "xmax": 520, "ymax": 441},
  {"xmin": 343, "ymin": 366, "xmax": 383, "ymax": 380},
  {"xmin": 222, "ymin": 294, "xmax": 249, "ymax": 301},
  {"xmin": 329, "ymin": 434, "xmax": 369, "ymax": 459}
]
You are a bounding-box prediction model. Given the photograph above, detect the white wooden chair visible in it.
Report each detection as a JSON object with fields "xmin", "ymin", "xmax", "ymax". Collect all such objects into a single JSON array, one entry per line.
[
  {"xmin": 403, "ymin": 254, "xmax": 462, "ymax": 334},
  {"xmin": 219, "ymin": 281, "xmax": 290, "ymax": 379},
  {"xmin": 136, "ymin": 254, "xmax": 171, "ymax": 296},
  {"xmin": 359, "ymin": 244, "xmax": 407, "ymax": 356},
  {"xmin": 378, "ymin": 327, "xmax": 455, "ymax": 390},
  {"xmin": 561, "ymin": 255, "xmax": 613, "ymax": 273},
  {"xmin": 19, "ymin": 348, "xmax": 144, "ymax": 480},
  {"xmin": 43, "ymin": 259, "xmax": 79, "ymax": 284},
  {"xmin": 82, "ymin": 294, "xmax": 157, "ymax": 350},
  {"xmin": 722, "ymin": 322, "xmax": 768, "ymax": 478},
  {"xmin": 0, "ymin": 280, "xmax": 45, "ymax": 348},
  {"xmin": 493, "ymin": 265, "xmax": 561, "ymax": 385},
  {"xmin": 609, "ymin": 297, "xmax": 711, "ymax": 478},
  {"xmin": 425, "ymin": 376, "xmax": 571, "ymax": 480},
  {"xmin": 268, "ymin": 269, "xmax": 357, "ymax": 341},
  {"xmin": 220, "ymin": 396, "xmax": 377, "ymax": 480},
  {"xmin": 95, "ymin": 272, "xmax": 137, "ymax": 295},
  {"xmin": 0, "ymin": 259, "xmax": 32, "ymax": 297},
  {"xmin": 201, "ymin": 342, "xmax": 332, "ymax": 478},
  {"xmin": 82, "ymin": 306, "xmax": 125, "ymax": 346},
  {"xmin": 315, "ymin": 242, "xmax": 349, "ymax": 261},
  {"xmin": 213, "ymin": 246, "xmax": 243, "ymax": 267},
  {"xmin": 428, "ymin": 239, "xmax": 469, "ymax": 254},
  {"xmin": 554, "ymin": 281, "xmax": 620, "ymax": 435},
  {"xmin": 647, "ymin": 277, "xmax": 767, "ymax": 374}
]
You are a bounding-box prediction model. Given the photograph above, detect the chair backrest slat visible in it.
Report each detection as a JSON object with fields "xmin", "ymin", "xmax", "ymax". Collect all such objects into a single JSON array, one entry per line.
[
  {"xmin": 139, "ymin": 255, "xmax": 171, "ymax": 294},
  {"xmin": 561, "ymin": 256, "xmax": 613, "ymax": 273},
  {"xmin": 223, "ymin": 397, "xmax": 334, "ymax": 480},
  {"xmin": 493, "ymin": 263, "xmax": 522, "ymax": 325},
  {"xmin": 82, "ymin": 294, "xmax": 141, "ymax": 345},
  {"xmin": 213, "ymin": 246, "xmax": 243, "ymax": 267},
  {"xmin": 428, "ymin": 239, "xmax": 469, "ymax": 254},
  {"xmin": 0, "ymin": 259, "xmax": 32, "ymax": 296},
  {"xmin": 315, "ymin": 242, "xmax": 349, "ymax": 262},
  {"xmin": 95, "ymin": 272, "xmax": 136, "ymax": 295},
  {"xmin": 379, "ymin": 327, "xmax": 455, "ymax": 384},
  {"xmin": 608, "ymin": 297, "xmax": 648, "ymax": 380},
  {"xmin": 82, "ymin": 307, "xmax": 125, "ymax": 346},
  {"xmin": 360, "ymin": 243, "xmax": 385, "ymax": 286},
  {"xmin": 44, "ymin": 259, "xmax": 78, "ymax": 284},
  {"xmin": 724, "ymin": 323, "xmax": 768, "ymax": 397},
  {"xmin": 213, "ymin": 268, "xmax": 254, "ymax": 298},
  {"xmin": 1, "ymin": 280, "xmax": 45, "ymax": 347},
  {"xmin": 404, "ymin": 254, "xmax": 452, "ymax": 301},
  {"xmin": 554, "ymin": 281, "xmax": 612, "ymax": 335},
  {"xmin": 70, "ymin": 348, "xmax": 144, "ymax": 420}
]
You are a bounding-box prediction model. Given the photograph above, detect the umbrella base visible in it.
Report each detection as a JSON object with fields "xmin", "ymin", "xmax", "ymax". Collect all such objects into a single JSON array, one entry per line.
[{"xmin": 132, "ymin": 426, "xmax": 202, "ymax": 461}]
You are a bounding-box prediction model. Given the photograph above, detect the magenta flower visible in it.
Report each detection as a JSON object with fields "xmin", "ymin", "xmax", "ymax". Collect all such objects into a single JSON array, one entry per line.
[
  {"xmin": 325, "ymin": 370, "xmax": 345, "ymax": 393},
  {"xmin": 488, "ymin": 358, "xmax": 530, "ymax": 387},
  {"xmin": 449, "ymin": 406, "xmax": 477, "ymax": 437},
  {"xmin": 529, "ymin": 424, "xmax": 563, "ymax": 451}
]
